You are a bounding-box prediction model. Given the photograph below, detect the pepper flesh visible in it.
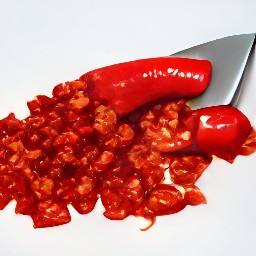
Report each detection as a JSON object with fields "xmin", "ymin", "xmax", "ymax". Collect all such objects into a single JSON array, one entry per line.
[{"xmin": 82, "ymin": 57, "xmax": 212, "ymax": 115}]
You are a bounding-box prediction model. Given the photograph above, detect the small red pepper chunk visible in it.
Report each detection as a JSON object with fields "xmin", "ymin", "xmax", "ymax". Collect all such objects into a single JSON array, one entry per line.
[
  {"xmin": 82, "ymin": 57, "xmax": 212, "ymax": 115},
  {"xmin": 192, "ymin": 105, "xmax": 252, "ymax": 161}
]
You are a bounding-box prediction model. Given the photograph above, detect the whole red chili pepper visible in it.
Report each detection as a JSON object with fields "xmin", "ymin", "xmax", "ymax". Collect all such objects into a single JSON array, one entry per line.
[{"xmin": 81, "ymin": 57, "xmax": 212, "ymax": 115}]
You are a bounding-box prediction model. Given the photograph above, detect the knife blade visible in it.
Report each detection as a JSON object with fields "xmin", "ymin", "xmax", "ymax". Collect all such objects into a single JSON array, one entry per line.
[{"xmin": 171, "ymin": 33, "xmax": 256, "ymax": 109}]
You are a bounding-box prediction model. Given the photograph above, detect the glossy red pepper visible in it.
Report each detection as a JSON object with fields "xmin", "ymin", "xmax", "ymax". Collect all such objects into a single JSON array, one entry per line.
[
  {"xmin": 82, "ymin": 57, "xmax": 212, "ymax": 115},
  {"xmin": 192, "ymin": 105, "xmax": 252, "ymax": 161}
]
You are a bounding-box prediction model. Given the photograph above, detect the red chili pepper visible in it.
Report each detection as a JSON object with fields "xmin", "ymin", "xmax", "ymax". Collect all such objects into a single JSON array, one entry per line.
[
  {"xmin": 82, "ymin": 57, "xmax": 212, "ymax": 115},
  {"xmin": 192, "ymin": 105, "xmax": 252, "ymax": 161}
]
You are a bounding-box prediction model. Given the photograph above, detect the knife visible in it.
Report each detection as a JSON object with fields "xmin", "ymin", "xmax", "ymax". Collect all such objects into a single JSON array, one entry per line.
[{"xmin": 172, "ymin": 33, "xmax": 256, "ymax": 109}]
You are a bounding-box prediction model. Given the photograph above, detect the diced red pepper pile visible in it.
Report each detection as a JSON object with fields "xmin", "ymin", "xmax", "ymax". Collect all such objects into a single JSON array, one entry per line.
[{"xmin": 0, "ymin": 78, "xmax": 255, "ymax": 230}]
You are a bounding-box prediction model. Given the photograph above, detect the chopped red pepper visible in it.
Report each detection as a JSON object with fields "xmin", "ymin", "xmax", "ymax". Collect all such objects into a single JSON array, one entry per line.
[{"xmin": 0, "ymin": 57, "xmax": 255, "ymax": 230}]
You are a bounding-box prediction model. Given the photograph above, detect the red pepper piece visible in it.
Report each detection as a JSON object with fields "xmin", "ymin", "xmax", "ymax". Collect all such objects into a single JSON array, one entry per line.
[
  {"xmin": 32, "ymin": 200, "xmax": 71, "ymax": 228},
  {"xmin": 142, "ymin": 184, "xmax": 186, "ymax": 216},
  {"xmin": 169, "ymin": 155, "xmax": 212, "ymax": 185},
  {"xmin": 192, "ymin": 105, "xmax": 252, "ymax": 161},
  {"xmin": 184, "ymin": 185, "xmax": 207, "ymax": 206},
  {"xmin": 82, "ymin": 57, "xmax": 212, "ymax": 115}
]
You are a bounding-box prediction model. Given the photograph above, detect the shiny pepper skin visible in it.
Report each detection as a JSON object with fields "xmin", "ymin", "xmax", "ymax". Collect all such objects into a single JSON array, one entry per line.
[
  {"xmin": 192, "ymin": 105, "xmax": 252, "ymax": 161},
  {"xmin": 82, "ymin": 57, "xmax": 212, "ymax": 115}
]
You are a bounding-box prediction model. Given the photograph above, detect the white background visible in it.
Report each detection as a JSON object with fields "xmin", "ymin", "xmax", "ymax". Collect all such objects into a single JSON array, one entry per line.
[{"xmin": 0, "ymin": 1, "xmax": 256, "ymax": 255}]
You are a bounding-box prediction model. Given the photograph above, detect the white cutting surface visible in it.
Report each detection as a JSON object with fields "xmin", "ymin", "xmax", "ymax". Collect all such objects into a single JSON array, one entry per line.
[{"xmin": 0, "ymin": 1, "xmax": 256, "ymax": 256}]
